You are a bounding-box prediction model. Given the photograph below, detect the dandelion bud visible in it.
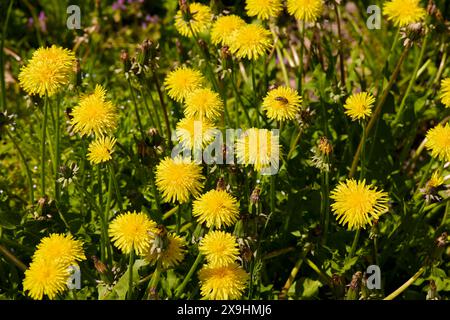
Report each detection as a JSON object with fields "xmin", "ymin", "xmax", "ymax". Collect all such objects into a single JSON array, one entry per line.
[
  {"xmin": 401, "ymin": 22, "xmax": 425, "ymax": 47},
  {"xmin": 426, "ymin": 280, "xmax": 440, "ymax": 300},
  {"xmin": 429, "ymin": 232, "xmax": 448, "ymax": 262},
  {"xmin": 220, "ymin": 45, "xmax": 231, "ymax": 60},
  {"xmin": 216, "ymin": 177, "xmax": 226, "ymax": 191},
  {"xmin": 346, "ymin": 271, "xmax": 362, "ymax": 300},
  {"xmin": 318, "ymin": 136, "xmax": 333, "ymax": 156},
  {"xmin": 331, "ymin": 274, "xmax": 346, "ymax": 299},
  {"xmin": 120, "ymin": 49, "xmax": 131, "ymax": 73},
  {"xmin": 369, "ymin": 219, "xmax": 379, "ymax": 240},
  {"xmin": 250, "ymin": 187, "xmax": 261, "ymax": 205},
  {"xmin": 91, "ymin": 256, "xmax": 108, "ymax": 274},
  {"xmin": 147, "ymin": 127, "xmax": 163, "ymax": 147}
]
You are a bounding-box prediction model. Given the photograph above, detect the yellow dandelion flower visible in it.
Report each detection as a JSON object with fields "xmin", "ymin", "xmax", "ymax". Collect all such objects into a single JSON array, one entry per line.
[
  {"xmin": 198, "ymin": 262, "xmax": 248, "ymax": 300},
  {"xmin": 425, "ymin": 123, "xmax": 450, "ymax": 162},
  {"xmin": 87, "ymin": 136, "xmax": 116, "ymax": 165},
  {"xmin": 23, "ymin": 259, "xmax": 70, "ymax": 300},
  {"xmin": 229, "ymin": 24, "xmax": 272, "ymax": 60},
  {"xmin": 109, "ymin": 211, "xmax": 157, "ymax": 255},
  {"xmin": 262, "ymin": 86, "xmax": 302, "ymax": 121},
  {"xmin": 193, "ymin": 190, "xmax": 240, "ymax": 229},
  {"xmin": 235, "ymin": 128, "xmax": 280, "ymax": 172},
  {"xmin": 287, "ymin": 0, "xmax": 323, "ymax": 22},
  {"xmin": 245, "ymin": 0, "xmax": 283, "ymax": 20},
  {"xmin": 199, "ymin": 231, "xmax": 239, "ymax": 267},
  {"xmin": 33, "ymin": 234, "xmax": 86, "ymax": 266},
  {"xmin": 184, "ymin": 88, "xmax": 223, "ymax": 121},
  {"xmin": 164, "ymin": 66, "xmax": 204, "ymax": 102},
  {"xmin": 18, "ymin": 45, "xmax": 75, "ymax": 97},
  {"xmin": 330, "ymin": 179, "xmax": 389, "ymax": 230},
  {"xmin": 343, "ymin": 92, "xmax": 375, "ymax": 121},
  {"xmin": 71, "ymin": 85, "xmax": 118, "ymax": 137},
  {"xmin": 176, "ymin": 117, "xmax": 217, "ymax": 150},
  {"xmin": 427, "ymin": 171, "xmax": 444, "ymax": 189},
  {"xmin": 439, "ymin": 78, "xmax": 450, "ymax": 108},
  {"xmin": 145, "ymin": 233, "xmax": 185, "ymax": 269},
  {"xmin": 211, "ymin": 15, "xmax": 246, "ymax": 46},
  {"xmin": 175, "ymin": 2, "xmax": 212, "ymax": 37},
  {"xmin": 383, "ymin": 0, "xmax": 426, "ymax": 27},
  {"xmin": 155, "ymin": 156, "xmax": 204, "ymax": 203}
]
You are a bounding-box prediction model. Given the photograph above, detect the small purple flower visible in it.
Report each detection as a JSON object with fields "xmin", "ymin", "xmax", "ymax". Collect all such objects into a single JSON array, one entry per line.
[
  {"xmin": 38, "ymin": 11, "xmax": 47, "ymax": 33},
  {"xmin": 112, "ymin": 0, "xmax": 126, "ymax": 11}
]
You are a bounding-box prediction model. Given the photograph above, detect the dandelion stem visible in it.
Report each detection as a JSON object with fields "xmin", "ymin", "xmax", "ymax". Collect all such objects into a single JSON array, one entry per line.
[
  {"xmin": 287, "ymin": 127, "xmax": 303, "ymax": 160},
  {"xmin": 270, "ymin": 175, "xmax": 276, "ymax": 215},
  {"xmin": 360, "ymin": 121, "xmax": 366, "ymax": 179},
  {"xmin": 279, "ymin": 244, "xmax": 311, "ymax": 299},
  {"xmin": 334, "ymin": 3, "xmax": 345, "ymax": 85},
  {"xmin": 152, "ymin": 72, "xmax": 172, "ymax": 148},
  {"xmin": 0, "ymin": 0, "xmax": 14, "ymax": 110},
  {"xmin": 270, "ymin": 23, "xmax": 290, "ymax": 87},
  {"xmin": 349, "ymin": 44, "xmax": 411, "ymax": 178},
  {"xmin": 305, "ymin": 258, "xmax": 332, "ymax": 285},
  {"xmin": 40, "ymin": 95, "xmax": 49, "ymax": 196},
  {"xmin": 297, "ymin": 20, "xmax": 306, "ymax": 93},
  {"xmin": 148, "ymin": 168, "xmax": 161, "ymax": 214},
  {"xmin": 0, "ymin": 243, "xmax": 27, "ymax": 272},
  {"xmin": 54, "ymin": 99, "xmax": 61, "ymax": 203},
  {"xmin": 174, "ymin": 252, "xmax": 203, "ymax": 298},
  {"xmin": 145, "ymin": 83, "xmax": 163, "ymax": 133},
  {"xmin": 5, "ymin": 130, "xmax": 34, "ymax": 204},
  {"xmin": 393, "ymin": 32, "xmax": 429, "ymax": 126},
  {"xmin": 322, "ymin": 159, "xmax": 330, "ymax": 245},
  {"xmin": 147, "ymin": 261, "xmax": 162, "ymax": 299},
  {"xmin": 348, "ymin": 229, "xmax": 360, "ymax": 259},
  {"xmin": 128, "ymin": 249, "xmax": 135, "ymax": 300},
  {"xmin": 108, "ymin": 162, "xmax": 123, "ymax": 212},
  {"xmin": 440, "ymin": 201, "xmax": 449, "ymax": 227},
  {"xmin": 383, "ymin": 266, "xmax": 426, "ymax": 300},
  {"xmin": 231, "ymin": 66, "xmax": 252, "ymax": 126},
  {"xmin": 127, "ymin": 79, "xmax": 145, "ymax": 139}
]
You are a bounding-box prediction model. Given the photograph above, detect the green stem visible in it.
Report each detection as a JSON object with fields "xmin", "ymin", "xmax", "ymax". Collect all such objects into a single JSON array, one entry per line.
[
  {"xmin": 128, "ymin": 79, "xmax": 145, "ymax": 139},
  {"xmin": 231, "ymin": 66, "xmax": 252, "ymax": 126},
  {"xmin": 440, "ymin": 201, "xmax": 449, "ymax": 227},
  {"xmin": 279, "ymin": 245, "xmax": 311, "ymax": 299},
  {"xmin": 360, "ymin": 121, "xmax": 366, "ymax": 179},
  {"xmin": 334, "ymin": 3, "xmax": 345, "ymax": 85},
  {"xmin": 108, "ymin": 162, "xmax": 123, "ymax": 212},
  {"xmin": 152, "ymin": 72, "xmax": 172, "ymax": 148},
  {"xmin": 383, "ymin": 266, "xmax": 426, "ymax": 300},
  {"xmin": 297, "ymin": 20, "xmax": 306, "ymax": 93},
  {"xmin": 6, "ymin": 130, "xmax": 34, "ymax": 204},
  {"xmin": 348, "ymin": 229, "xmax": 361, "ymax": 259},
  {"xmin": 287, "ymin": 127, "xmax": 303, "ymax": 160},
  {"xmin": 349, "ymin": 44, "xmax": 411, "ymax": 178},
  {"xmin": 393, "ymin": 32, "xmax": 429, "ymax": 126},
  {"xmin": 175, "ymin": 253, "xmax": 203, "ymax": 298},
  {"xmin": 305, "ymin": 258, "xmax": 332, "ymax": 285},
  {"xmin": 0, "ymin": 0, "xmax": 14, "ymax": 110},
  {"xmin": 147, "ymin": 261, "xmax": 162, "ymax": 299},
  {"xmin": 55, "ymin": 99, "xmax": 61, "ymax": 202},
  {"xmin": 128, "ymin": 249, "xmax": 135, "ymax": 300},
  {"xmin": 322, "ymin": 160, "xmax": 330, "ymax": 245},
  {"xmin": 374, "ymin": 236, "xmax": 379, "ymax": 267},
  {"xmin": 270, "ymin": 175, "xmax": 275, "ymax": 214},
  {"xmin": 40, "ymin": 95, "xmax": 49, "ymax": 196},
  {"xmin": 0, "ymin": 243, "xmax": 27, "ymax": 272}
]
